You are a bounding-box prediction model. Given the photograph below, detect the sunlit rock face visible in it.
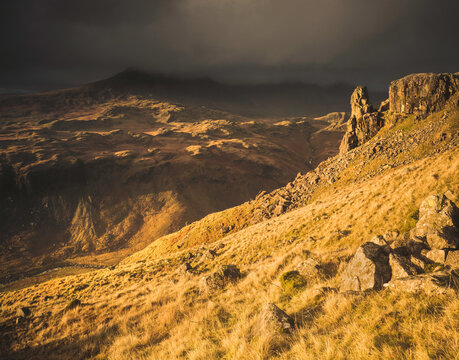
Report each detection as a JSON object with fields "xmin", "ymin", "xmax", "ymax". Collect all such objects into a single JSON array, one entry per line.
[
  {"xmin": 339, "ymin": 72, "xmax": 459, "ymax": 155},
  {"xmin": 339, "ymin": 86, "xmax": 383, "ymax": 154},
  {"xmin": 389, "ymin": 73, "xmax": 459, "ymax": 115}
]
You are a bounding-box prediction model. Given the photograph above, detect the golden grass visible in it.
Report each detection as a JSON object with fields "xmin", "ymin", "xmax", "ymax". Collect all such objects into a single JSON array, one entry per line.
[{"xmin": 0, "ymin": 109, "xmax": 458, "ymax": 359}]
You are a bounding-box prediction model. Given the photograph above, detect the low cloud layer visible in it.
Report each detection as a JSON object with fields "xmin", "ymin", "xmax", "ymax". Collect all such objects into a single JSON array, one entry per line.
[{"xmin": 1, "ymin": 0, "xmax": 458, "ymax": 91}]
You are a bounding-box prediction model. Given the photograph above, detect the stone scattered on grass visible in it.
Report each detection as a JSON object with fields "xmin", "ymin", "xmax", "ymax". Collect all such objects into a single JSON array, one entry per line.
[{"xmin": 66, "ymin": 299, "xmax": 81, "ymax": 311}]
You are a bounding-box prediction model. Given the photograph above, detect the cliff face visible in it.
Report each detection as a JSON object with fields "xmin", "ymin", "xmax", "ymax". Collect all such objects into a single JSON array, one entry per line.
[
  {"xmin": 340, "ymin": 72, "xmax": 459, "ymax": 154},
  {"xmin": 389, "ymin": 73, "xmax": 459, "ymax": 115}
]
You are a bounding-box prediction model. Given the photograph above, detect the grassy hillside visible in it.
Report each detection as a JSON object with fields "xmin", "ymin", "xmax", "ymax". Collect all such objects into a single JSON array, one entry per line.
[{"xmin": 0, "ymin": 95, "xmax": 458, "ymax": 359}]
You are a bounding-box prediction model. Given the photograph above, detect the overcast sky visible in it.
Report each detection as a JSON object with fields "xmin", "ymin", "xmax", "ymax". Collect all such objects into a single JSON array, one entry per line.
[{"xmin": 1, "ymin": 0, "xmax": 458, "ymax": 92}]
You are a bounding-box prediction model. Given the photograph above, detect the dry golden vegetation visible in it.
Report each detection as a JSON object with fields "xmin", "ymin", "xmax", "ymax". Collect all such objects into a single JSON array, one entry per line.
[{"xmin": 1, "ymin": 103, "xmax": 458, "ymax": 359}]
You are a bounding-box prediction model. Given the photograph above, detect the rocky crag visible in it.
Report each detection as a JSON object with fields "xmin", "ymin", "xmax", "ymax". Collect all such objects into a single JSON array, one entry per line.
[
  {"xmin": 341, "ymin": 193, "xmax": 459, "ymax": 293},
  {"xmin": 340, "ymin": 72, "xmax": 459, "ymax": 154}
]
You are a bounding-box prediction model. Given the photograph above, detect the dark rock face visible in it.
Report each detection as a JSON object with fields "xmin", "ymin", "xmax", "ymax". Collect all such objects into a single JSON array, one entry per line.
[
  {"xmin": 389, "ymin": 73, "xmax": 459, "ymax": 115},
  {"xmin": 339, "ymin": 86, "xmax": 384, "ymax": 154}
]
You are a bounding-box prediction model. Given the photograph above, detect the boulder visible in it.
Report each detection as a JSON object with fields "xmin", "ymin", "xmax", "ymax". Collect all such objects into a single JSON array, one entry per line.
[
  {"xmin": 295, "ymin": 258, "xmax": 321, "ymax": 280},
  {"xmin": 424, "ymin": 249, "xmax": 447, "ymax": 264},
  {"xmin": 200, "ymin": 264, "xmax": 241, "ymax": 291},
  {"xmin": 389, "ymin": 253, "xmax": 422, "ymax": 280},
  {"xmin": 370, "ymin": 235, "xmax": 391, "ymax": 254},
  {"xmin": 203, "ymin": 248, "xmax": 217, "ymax": 260},
  {"xmin": 445, "ymin": 250, "xmax": 459, "ymax": 269},
  {"xmin": 179, "ymin": 262, "xmax": 193, "ymax": 274},
  {"xmin": 390, "ymin": 239, "xmax": 410, "ymax": 257},
  {"xmin": 389, "ymin": 73, "xmax": 459, "ymax": 115},
  {"xmin": 406, "ymin": 238, "xmax": 430, "ymax": 256},
  {"xmin": 385, "ymin": 270, "xmax": 459, "ymax": 294},
  {"xmin": 341, "ymin": 242, "xmax": 391, "ymax": 291},
  {"xmin": 412, "ymin": 194, "xmax": 459, "ymax": 249},
  {"xmin": 260, "ymin": 303, "xmax": 294, "ymax": 334},
  {"xmin": 410, "ymin": 254, "xmax": 434, "ymax": 269}
]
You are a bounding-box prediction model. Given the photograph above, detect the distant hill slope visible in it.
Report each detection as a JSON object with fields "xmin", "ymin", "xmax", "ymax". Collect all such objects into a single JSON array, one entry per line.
[
  {"xmin": 91, "ymin": 69, "xmax": 359, "ymax": 117},
  {"xmin": 1, "ymin": 69, "xmax": 368, "ymax": 118},
  {"xmin": 0, "ymin": 78, "xmax": 346, "ymax": 282},
  {"xmin": 0, "ymin": 72, "xmax": 457, "ymax": 360}
]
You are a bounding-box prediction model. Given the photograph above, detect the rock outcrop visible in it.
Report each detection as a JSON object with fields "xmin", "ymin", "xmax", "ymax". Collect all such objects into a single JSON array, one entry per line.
[
  {"xmin": 295, "ymin": 258, "xmax": 321, "ymax": 280},
  {"xmin": 340, "ymin": 72, "xmax": 459, "ymax": 155},
  {"xmin": 385, "ymin": 270, "xmax": 459, "ymax": 294},
  {"xmin": 411, "ymin": 194, "xmax": 459, "ymax": 249},
  {"xmin": 389, "ymin": 73, "xmax": 459, "ymax": 115},
  {"xmin": 341, "ymin": 193, "xmax": 459, "ymax": 293},
  {"xmin": 339, "ymin": 86, "xmax": 384, "ymax": 154}
]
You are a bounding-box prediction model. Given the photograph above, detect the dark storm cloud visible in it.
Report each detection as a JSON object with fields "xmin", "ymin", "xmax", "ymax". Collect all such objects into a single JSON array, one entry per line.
[{"xmin": 1, "ymin": 0, "xmax": 458, "ymax": 91}]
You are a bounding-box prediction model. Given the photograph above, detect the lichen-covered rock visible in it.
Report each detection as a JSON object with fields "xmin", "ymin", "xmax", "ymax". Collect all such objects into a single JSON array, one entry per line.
[
  {"xmin": 339, "ymin": 86, "xmax": 383, "ymax": 154},
  {"xmin": 340, "ymin": 242, "xmax": 391, "ymax": 291},
  {"xmin": 389, "ymin": 73, "xmax": 459, "ymax": 115},
  {"xmin": 412, "ymin": 194, "xmax": 459, "ymax": 249}
]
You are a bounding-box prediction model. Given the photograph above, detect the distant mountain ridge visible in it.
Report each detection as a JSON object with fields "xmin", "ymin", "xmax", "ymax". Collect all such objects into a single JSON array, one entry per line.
[
  {"xmin": 88, "ymin": 68, "xmax": 359, "ymax": 117},
  {"xmin": 0, "ymin": 68, "xmax": 388, "ymax": 117}
]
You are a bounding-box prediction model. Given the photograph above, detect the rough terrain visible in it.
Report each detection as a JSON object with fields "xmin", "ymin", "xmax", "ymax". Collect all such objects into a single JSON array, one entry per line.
[
  {"xmin": 0, "ymin": 72, "xmax": 346, "ymax": 283},
  {"xmin": 0, "ymin": 72, "xmax": 458, "ymax": 360}
]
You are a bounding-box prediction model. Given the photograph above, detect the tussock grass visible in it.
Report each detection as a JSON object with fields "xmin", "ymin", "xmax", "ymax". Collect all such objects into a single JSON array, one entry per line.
[{"xmin": 0, "ymin": 109, "xmax": 458, "ymax": 359}]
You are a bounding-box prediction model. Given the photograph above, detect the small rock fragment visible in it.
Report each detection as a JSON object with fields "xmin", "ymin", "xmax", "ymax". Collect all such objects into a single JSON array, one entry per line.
[{"xmin": 260, "ymin": 303, "xmax": 294, "ymax": 334}]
